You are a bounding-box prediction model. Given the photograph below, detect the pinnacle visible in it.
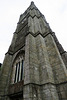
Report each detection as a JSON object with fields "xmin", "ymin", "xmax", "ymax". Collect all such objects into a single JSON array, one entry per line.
[
  {"xmin": 31, "ymin": 1, "xmax": 34, "ymax": 5},
  {"xmin": 30, "ymin": 1, "xmax": 37, "ymax": 9}
]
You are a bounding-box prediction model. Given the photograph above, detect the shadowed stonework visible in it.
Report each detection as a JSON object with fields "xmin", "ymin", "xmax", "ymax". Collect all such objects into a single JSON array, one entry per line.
[{"xmin": 0, "ymin": 1, "xmax": 67, "ymax": 100}]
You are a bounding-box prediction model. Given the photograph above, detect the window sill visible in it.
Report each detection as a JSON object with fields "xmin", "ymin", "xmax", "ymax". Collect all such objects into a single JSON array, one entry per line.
[{"xmin": 8, "ymin": 80, "xmax": 24, "ymax": 95}]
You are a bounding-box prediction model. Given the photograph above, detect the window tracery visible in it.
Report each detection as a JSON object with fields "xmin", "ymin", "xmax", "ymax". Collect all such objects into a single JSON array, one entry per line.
[{"xmin": 11, "ymin": 51, "xmax": 24, "ymax": 84}]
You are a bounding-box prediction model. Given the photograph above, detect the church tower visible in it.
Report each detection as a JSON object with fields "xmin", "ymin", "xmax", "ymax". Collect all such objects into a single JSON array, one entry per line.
[{"xmin": 0, "ymin": 2, "xmax": 67, "ymax": 100}]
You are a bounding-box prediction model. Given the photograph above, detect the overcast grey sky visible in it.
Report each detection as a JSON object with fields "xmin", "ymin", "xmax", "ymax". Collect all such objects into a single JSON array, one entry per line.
[{"xmin": 0, "ymin": 0, "xmax": 67, "ymax": 63}]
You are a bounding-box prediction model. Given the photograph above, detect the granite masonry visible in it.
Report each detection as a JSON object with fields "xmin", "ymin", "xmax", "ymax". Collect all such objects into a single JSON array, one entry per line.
[{"xmin": 0, "ymin": 2, "xmax": 67, "ymax": 100}]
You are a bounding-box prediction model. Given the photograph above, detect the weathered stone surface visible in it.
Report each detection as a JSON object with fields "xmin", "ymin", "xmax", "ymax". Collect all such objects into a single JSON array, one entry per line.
[
  {"xmin": 0, "ymin": 53, "xmax": 13, "ymax": 98},
  {"xmin": 41, "ymin": 84, "xmax": 59, "ymax": 100},
  {"xmin": 61, "ymin": 52, "xmax": 67, "ymax": 69},
  {"xmin": 0, "ymin": 1, "xmax": 67, "ymax": 100},
  {"xmin": 44, "ymin": 34, "xmax": 67, "ymax": 84},
  {"xmin": 35, "ymin": 34, "xmax": 54, "ymax": 84}
]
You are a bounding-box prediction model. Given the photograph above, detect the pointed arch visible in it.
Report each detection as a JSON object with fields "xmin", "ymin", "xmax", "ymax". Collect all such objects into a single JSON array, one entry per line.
[{"xmin": 11, "ymin": 50, "xmax": 25, "ymax": 84}]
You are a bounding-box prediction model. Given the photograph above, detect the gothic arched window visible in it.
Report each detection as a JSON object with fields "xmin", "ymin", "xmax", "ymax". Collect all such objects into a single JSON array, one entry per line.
[{"xmin": 11, "ymin": 51, "xmax": 25, "ymax": 84}]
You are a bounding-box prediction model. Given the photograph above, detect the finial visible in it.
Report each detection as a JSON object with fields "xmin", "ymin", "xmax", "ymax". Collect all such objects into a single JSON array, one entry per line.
[{"xmin": 31, "ymin": 1, "xmax": 34, "ymax": 5}]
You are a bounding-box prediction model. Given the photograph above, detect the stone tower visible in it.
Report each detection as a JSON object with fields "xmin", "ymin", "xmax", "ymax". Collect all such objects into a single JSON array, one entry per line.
[{"xmin": 0, "ymin": 2, "xmax": 67, "ymax": 100}]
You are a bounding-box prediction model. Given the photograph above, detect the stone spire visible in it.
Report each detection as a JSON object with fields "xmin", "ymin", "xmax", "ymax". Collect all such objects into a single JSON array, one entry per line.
[
  {"xmin": 0, "ymin": 2, "xmax": 67, "ymax": 100},
  {"xmin": 8, "ymin": 1, "xmax": 51, "ymax": 54},
  {"xmin": 31, "ymin": 1, "xmax": 34, "ymax": 5}
]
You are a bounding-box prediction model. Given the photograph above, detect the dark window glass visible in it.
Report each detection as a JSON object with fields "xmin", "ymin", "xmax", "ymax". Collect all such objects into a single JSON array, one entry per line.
[
  {"xmin": 21, "ymin": 60, "xmax": 23, "ymax": 80},
  {"xmin": 14, "ymin": 60, "xmax": 24, "ymax": 83},
  {"xmin": 17, "ymin": 62, "xmax": 20, "ymax": 82},
  {"xmin": 14, "ymin": 63, "xmax": 18, "ymax": 83}
]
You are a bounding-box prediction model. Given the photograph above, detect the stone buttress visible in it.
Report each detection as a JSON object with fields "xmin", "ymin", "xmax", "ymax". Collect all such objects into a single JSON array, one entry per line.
[{"xmin": 0, "ymin": 2, "xmax": 67, "ymax": 100}]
